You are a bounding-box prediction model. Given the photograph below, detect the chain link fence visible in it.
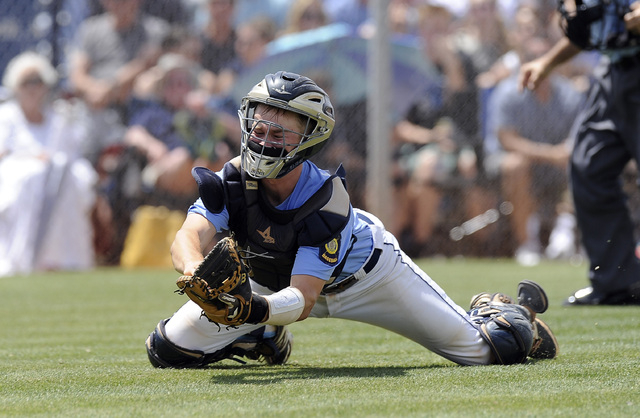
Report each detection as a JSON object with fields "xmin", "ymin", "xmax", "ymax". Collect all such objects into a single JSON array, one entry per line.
[{"xmin": 0, "ymin": 1, "xmax": 527, "ymax": 265}]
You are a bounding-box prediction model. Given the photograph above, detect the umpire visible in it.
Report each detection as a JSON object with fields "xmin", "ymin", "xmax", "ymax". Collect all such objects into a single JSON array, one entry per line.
[{"xmin": 519, "ymin": 0, "xmax": 640, "ymax": 305}]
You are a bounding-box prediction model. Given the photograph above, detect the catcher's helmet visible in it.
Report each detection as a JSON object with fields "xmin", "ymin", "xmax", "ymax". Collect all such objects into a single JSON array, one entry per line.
[{"xmin": 238, "ymin": 71, "xmax": 335, "ymax": 179}]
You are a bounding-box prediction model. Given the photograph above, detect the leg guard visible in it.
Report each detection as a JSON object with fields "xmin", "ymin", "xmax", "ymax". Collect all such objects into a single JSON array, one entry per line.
[
  {"xmin": 145, "ymin": 320, "xmax": 293, "ymax": 368},
  {"xmin": 145, "ymin": 319, "xmax": 224, "ymax": 368},
  {"xmin": 469, "ymin": 280, "xmax": 558, "ymax": 361},
  {"xmin": 468, "ymin": 304, "xmax": 534, "ymax": 365}
]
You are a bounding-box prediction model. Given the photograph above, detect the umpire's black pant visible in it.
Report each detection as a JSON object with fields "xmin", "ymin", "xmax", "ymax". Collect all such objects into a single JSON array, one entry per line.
[{"xmin": 570, "ymin": 54, "xmax": 640, "ymax": 297}]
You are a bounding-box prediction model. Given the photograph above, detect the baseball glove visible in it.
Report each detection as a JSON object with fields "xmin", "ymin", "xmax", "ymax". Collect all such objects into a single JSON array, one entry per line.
[{"xmin": 176, "ymin": 237, "xmax": 254, "ymax": 326}]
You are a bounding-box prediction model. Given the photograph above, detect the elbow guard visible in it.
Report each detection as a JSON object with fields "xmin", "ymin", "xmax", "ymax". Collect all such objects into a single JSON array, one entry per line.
[{"xmin": 263, "ymin": 287, "xmax": 306, "ymax": 325}]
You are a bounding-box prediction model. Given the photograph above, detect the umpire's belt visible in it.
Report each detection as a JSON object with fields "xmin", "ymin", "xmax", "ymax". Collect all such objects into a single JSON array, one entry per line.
[
  {"xmin": 613, "ymin": 50, "xmax": 640, "ymax": 70},
  {"xmin": 322, "ymin": 248, "xmax": 382, "ymax": 295}
]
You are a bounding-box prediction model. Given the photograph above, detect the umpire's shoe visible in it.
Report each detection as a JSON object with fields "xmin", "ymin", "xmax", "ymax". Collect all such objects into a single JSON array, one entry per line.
[{"xmin": 564, "ymin": 283, "xmax": 640, "ymax": 306}]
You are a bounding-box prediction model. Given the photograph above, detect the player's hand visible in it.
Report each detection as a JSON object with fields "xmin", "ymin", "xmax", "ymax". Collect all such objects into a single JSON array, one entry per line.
[
  {"xmin": 624, "ymin": 2, "xmax": 640, "ymax": 35},
  {"xmin": 518, "ymin": 58, "xmax": 549, "ymax": 93}
]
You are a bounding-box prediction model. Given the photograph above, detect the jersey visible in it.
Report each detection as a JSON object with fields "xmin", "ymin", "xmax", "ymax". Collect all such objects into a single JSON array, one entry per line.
[
  {"xmin": 189, "ymin": 159, "xmax": 373, "ymax": 290},
  {"xmin": 559, "ymin": 0, "xmax": 640, "ymax": 55}
]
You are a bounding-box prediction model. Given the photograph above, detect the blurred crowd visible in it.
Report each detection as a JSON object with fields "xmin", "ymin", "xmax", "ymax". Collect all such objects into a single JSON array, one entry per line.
[{"xmin": 1, "ymin": 0, "xmax": 638, "ymax": 277}]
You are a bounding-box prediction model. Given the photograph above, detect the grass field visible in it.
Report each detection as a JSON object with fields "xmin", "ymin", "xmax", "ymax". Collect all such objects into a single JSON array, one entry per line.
[{"xmin": 1, "ymin": 259, "xmax": 639, "ymax": 417}]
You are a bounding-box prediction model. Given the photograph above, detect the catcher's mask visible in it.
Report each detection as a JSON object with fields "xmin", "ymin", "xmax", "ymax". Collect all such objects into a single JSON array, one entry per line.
[{"xmin": 238, "ymin": 71, "xmax": 335, "ymax": 179}]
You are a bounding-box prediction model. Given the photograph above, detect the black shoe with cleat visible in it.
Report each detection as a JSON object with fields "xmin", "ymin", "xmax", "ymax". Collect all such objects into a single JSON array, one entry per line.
[
  {"xmin": 260, "ymin": 325, "xmax": 293, "ymax": 365},
  {"xmin": 529, "ymin": 318, "xmax": 559, "ymax": 359},
  {"xmin": 227, "ymin": 325, "xmax": 293, "ymax": 365},
  {"xmin": 564, "ymin": 285, "xmax": 640, "ymax": 306}
]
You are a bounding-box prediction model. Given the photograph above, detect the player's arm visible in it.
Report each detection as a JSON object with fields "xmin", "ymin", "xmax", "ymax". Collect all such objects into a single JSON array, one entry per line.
[
  {"xmin": 518, "ymin": 37, "xmax": 581, "ymax": 92},
  {"xmin": 290, "ymin": 274, "xmax": 325, "ymax": 320},
  {"xmin": 171, "ymin": 213, "xmax": 218, "ymax": 276},
  {"xmin": 625, "ymin": 2, "xmax": 640, "ymax": 34},
  {"xmin": 242, "ymin": 274, "xmax": 324, "ymax": 326}
]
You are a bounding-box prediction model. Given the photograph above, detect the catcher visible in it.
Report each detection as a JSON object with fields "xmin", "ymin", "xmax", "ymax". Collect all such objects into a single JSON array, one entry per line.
[{"xmin": 145, "ymin": 71, "xmax": 559, "ymax": 368}]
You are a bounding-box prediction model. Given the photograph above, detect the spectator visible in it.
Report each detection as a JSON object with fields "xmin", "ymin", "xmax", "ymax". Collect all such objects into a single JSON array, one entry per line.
[
  {"xmin": 486, "ymin": 36, "xmax": 585, "ymax": 266},
  {"xmin": 0, "ymin": 52, "xmax": 98, "ymax": 277},
  {"xmin": 67, "ymin": 0, "xmax": 170, "ymax": 163},
  {"xmin": 279, "ymin": 0, "xmax": 330, "ymax": 37},
  {"xmin": 129, "ymin": 54, "xmax": 237, "ymax": 195},
  {"xmin": 324, "ymin": 0, "xmax": 369, "ymax": 29},
  {"xmin": 215, "ymin": 16, "xmax": 277, "ymax": 97},
  {"xmin": 387, "ymin": 0, "xmax": 421, "ymax": 36},
  {"xmin": 455, "ymin": 0, "xmax": 511, "ymax": 87},
  {"xmin": 356, "ymin": 0, "xmax": 421, "ymax": 38},
  {"xmin": 232, "ymin": 0, "xmax": 292, "ymax": 30},
  {"xmin": 199, "ymin": 0, "xmax": 237, "ymax": 77},
  {"xmin": 391, "ymin": 4, "xmax": 493, "ymax": 257},
  {"xmin": 87, "ymin": 0, "xmax": 193, "ymax": 26},
  {"xmin": 105, "ymin": 53, "xmax": 237, "ymax": 262},
  {"xmin": 475, "ymin": 2, "xmax": 545, "ymax": 90}
]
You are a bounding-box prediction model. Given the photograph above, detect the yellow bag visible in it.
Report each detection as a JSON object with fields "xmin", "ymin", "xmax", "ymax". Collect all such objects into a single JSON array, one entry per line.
[{"xmin": 120, "ymin": 205, "xmax": 185, "ymax": 268}]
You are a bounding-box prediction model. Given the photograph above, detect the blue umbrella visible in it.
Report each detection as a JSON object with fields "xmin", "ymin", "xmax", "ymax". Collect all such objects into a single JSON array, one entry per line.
[{"xmin": 228, "ymin": 23, "xmax": 440, "ymax": 121}]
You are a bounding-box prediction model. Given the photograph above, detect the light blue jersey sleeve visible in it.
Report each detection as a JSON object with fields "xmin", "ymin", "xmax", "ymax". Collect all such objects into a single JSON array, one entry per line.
[
  {"xmin": 188, "ymin": 198, "xmax": 229, "ymax": 231},
  {"xmin": 292, "ymin": 210, "xmax": 374, "ymax": 282}
]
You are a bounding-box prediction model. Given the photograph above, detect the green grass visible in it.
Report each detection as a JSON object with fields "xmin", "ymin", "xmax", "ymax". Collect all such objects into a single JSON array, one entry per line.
[{"xmin": 1, "ymin": 259, "xmax": 639, "ymax": 417}]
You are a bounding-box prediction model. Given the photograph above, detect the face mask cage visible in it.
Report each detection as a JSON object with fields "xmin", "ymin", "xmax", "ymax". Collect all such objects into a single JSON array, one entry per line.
[{"xmin": 238, "ymin": 104, "xmax": 318, "ymax": 179}]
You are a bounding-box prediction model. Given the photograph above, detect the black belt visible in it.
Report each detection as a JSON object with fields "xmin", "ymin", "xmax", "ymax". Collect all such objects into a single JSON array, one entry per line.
[
  {"xmin": 613, "ymin": 51, "xmax": 640, "ymax": 70},
  {"xmin": 322, "ymin": 248, "xmax": 382, "ymax": 295}
]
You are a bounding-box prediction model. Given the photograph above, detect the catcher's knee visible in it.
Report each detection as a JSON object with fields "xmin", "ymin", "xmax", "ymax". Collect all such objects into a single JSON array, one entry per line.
[
  {"xmin": 469, "ymin": 304, "xmax": 534, "ymax": 365},
  {"xmin": 145, "ymin": 319, "xmax": 209, "ymax": 368}
]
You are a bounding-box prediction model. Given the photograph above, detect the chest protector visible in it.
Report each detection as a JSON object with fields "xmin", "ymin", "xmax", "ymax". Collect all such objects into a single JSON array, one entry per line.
[{"xmin": 193, "ymin": 158, "xmax": 351, "ymax": 291}]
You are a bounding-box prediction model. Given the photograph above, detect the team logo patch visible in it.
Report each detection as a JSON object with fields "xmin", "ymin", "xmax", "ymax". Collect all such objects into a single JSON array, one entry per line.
[
  {"xmin": 258, "ymin": 226, "xmax": 275, "ymax": 244},
  {"xmin": 245, "ymin": 180, "xmax": 258, "ymax": 190},
  {"xmin": 320, "ymin": 237, "xmax": 340, "ymax": 266}
]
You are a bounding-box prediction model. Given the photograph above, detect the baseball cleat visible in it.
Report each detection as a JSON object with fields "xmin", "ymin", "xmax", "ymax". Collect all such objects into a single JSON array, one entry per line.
[
  {"xmin": 469, "ymin": 292, "xmax": 515, "ymax": 310},
  {"xmin": 529, "ymin": 317, "xmax": 558, "ymax": 359},
  {"xmin": 260, "ymin": 325, "xmax": 293, "ymax": 365},
  {"xmin": 228, "ymin": 325, "xmax": 292, "ymax": 365},
  {"xmin": 517, "ymin": 280, "xmax": 548, "ymax": 314}
]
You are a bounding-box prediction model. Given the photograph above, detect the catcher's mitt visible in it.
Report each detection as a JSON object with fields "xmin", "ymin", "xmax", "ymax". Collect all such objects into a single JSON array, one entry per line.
[{"xmin": 176, "ymin": 237, "xmax": 254, "ymax": 326}]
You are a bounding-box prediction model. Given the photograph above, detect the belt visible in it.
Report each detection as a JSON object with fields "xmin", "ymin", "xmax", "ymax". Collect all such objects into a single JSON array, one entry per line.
[
  {"xmin": 613, "ymin": 51, "xmax": 640, "ymax": 69},
  {"xmin": 321, "ymin": 248, "xmax": 382, "ymax": 295}
]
